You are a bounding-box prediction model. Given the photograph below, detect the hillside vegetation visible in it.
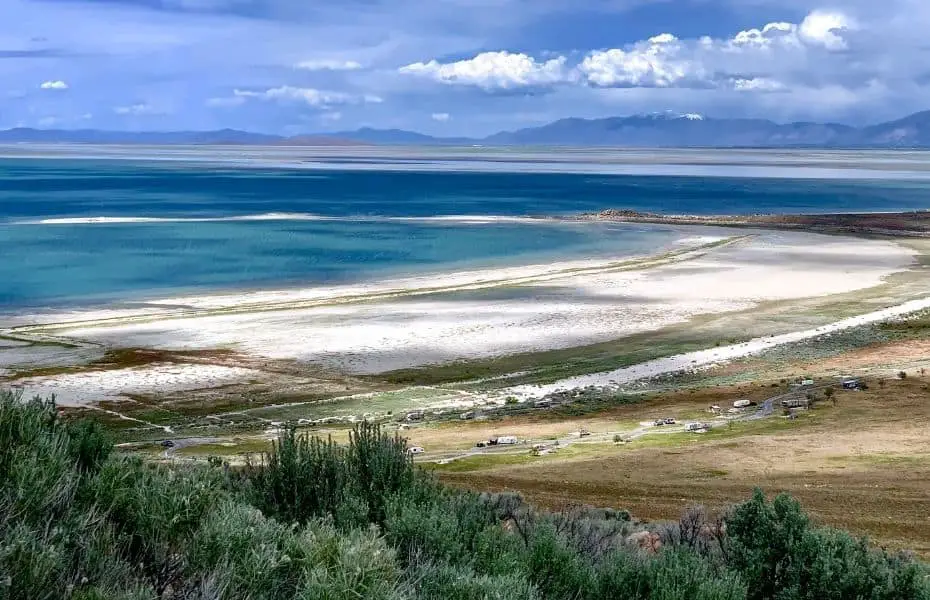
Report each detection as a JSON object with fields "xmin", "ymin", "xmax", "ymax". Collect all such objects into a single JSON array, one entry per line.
[{"xmin": 1, "ymin": 389, "xmax": 928, "ymax": 600}]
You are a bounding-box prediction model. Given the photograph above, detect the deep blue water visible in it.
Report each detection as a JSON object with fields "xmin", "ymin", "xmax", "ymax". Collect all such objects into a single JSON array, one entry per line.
[
  {"xmin": 2, "ymin": 156, "xmax": 930, "ymax": 310},
  {"xmin": 4, "ymin": 158, "xmax": 930, "ymax": 220}
]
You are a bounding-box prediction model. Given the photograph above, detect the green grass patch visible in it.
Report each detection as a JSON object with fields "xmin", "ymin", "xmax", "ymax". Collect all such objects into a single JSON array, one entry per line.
[
  {"xmin": 174, "ymin": 438, "xmax": 273, "ymax": 458},
  {"xmin": 423, "ymin": 452, "xmax": 538, "ymax": 473},
  {"xmin": 627, "ymin": 414, "xmax": 820, "ymax": 450}
]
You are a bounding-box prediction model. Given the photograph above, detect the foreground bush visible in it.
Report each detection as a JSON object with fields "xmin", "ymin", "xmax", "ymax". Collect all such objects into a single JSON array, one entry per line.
[{"xmin": 0, "ymin": 388, "xmax": 928, "ymax": 599}]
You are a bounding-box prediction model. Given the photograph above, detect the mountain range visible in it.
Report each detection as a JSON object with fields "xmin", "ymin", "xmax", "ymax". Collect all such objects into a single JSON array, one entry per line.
[{"xmin": 5, "ymin": 110, "xmax": 930, "ymax": 147}]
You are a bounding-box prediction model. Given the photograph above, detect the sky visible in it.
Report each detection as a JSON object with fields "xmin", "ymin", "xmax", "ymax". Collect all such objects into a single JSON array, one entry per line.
[{"xmin": 1, "ymin": 0, "xmax": 928, "ymax": 135}]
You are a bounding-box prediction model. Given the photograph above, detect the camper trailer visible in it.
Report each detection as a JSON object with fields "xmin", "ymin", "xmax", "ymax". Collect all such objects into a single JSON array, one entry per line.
[
  {"xmin": 842, "ymin": 379, "xmax": 860, "ymax": 390},
  {"xmin": 733, "ymin": 399, "xmax": 752, "ymax": 409},
  {"xmin": 781, "ymin": 397, "xmax": 809, "ymax": 409},
  {"xmin": 685, "ymin": 423, "xmax": 707, "ymax": 432},
  {"xmin": 496, "ymin": 436, "xmax": 519, "ymax": 445}
]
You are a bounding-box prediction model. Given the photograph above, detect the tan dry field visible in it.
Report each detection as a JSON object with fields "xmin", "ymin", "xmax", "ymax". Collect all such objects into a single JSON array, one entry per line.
[{"xmin": 435, "ymin": 348, "xmax": 930, "ymax": 555}]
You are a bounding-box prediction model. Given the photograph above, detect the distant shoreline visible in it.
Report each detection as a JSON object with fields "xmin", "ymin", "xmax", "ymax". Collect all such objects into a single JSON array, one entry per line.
[{"xmin": 570, "ymin": 209, "xmax": 930, "ymax": 238}]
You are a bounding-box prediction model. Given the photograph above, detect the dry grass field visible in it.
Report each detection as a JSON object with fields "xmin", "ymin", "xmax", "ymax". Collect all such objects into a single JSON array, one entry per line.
[{"xmin": 436, "ymin": 368, "xmax": 930, "ymax": 555}]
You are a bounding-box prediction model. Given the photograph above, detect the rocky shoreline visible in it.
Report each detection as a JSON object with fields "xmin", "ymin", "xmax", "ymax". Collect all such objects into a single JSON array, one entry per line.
[{"xmin": 576, "ymin": 209, "xmax": 930, "ymax": 237}]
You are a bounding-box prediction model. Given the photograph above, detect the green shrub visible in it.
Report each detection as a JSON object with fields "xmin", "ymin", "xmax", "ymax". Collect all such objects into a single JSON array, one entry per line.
[
  {"xmin": 245, "ymin": 427, "xmax": 348, "ymax": 525},
  {"xmin": 726, "ymin": 489, "xmax": 930, "ymax": 600},
  {"xmin": 186, "ymin": 501, "xmax": 293, "ymax": 598},
  {"xmin": 246, "ymin": 421, "xmax": 413, "ymax": 527},
  {"xmin": 410, "ymin": 562, "xmax": 539, "ymax": 600},
  {"xmin": 66, "ymin": 419, "xmax": 112, "ymax": 473},
  {"xmin": 645, "ymin": 550, "xmax": 746, "ymax": 600},
  {"xmin": 525, "ymin": 525, "xmax": 596, "ymax": 600},
  {"xmin": 593, "ymin": 548, "xmax": 745, "ymax": 600},
  {"xmin": 1, "ymin": 390, "xmax": 929, "ymax": 600},
  {"xmin": 91, "ymin": 456, "xmax": 221, "ymax": 596},
  {"xmin": 287, "ymin": 520, "xmax": 403, "ymax": 600}
]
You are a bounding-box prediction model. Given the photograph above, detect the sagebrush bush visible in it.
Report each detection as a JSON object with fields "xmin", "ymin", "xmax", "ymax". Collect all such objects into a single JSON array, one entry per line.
[
  {"xmin": 409, "ymin": 561, "xmax": 539, "ymax": 600},
  {"xmin": 245, "ymin": 420, "xmax": 412, "ymax": 528},
  {"xmin": 2, "ymin": 388, "xmax": 929, "ymax": 600}
]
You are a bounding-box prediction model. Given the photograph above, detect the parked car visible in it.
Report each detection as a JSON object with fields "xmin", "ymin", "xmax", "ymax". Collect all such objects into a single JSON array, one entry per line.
[
  {"xmin": 407, "ymin": 446, "xmax": 425, "ymax": 455},
  {"xmin": 663, "ymin": 418, "xmax": 676, "ymax": 425},
  {"xmin": 579, "ymin": 429, "xmax": 591, "ymax": 437},
  {"xmin": 653, "ymin": 419, "xmax": 666, "ymax": 427},
  {"xmin": 160, "ymin": 440, "xmax": 175, "ymax": 448},
  {"xmin": 476, "ymin": 441, "xmax": 487, "ymax": 448}
]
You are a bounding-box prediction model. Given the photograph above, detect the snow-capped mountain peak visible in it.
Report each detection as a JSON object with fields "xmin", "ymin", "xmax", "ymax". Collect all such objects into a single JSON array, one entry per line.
[{"xmin": 636, "ymin": 110, "xmax": 705, "ymax": 121}]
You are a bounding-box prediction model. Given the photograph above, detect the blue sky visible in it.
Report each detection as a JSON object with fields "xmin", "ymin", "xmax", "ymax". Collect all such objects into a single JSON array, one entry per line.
[{"xmin": 2, "ymin": 0, "xmax": 926, "ymax": 135}]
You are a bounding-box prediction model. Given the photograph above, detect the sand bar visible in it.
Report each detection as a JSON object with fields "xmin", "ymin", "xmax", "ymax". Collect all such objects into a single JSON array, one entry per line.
[{"xmin": 4, "ymin": 231, "xmax": 915, "ymax": 376}]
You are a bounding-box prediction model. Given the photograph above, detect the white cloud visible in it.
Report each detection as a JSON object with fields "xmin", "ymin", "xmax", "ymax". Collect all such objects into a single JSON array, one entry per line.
[
  {"xmin": 295, "ymin": 59, "xmax": 363, "ymax": 71},
  {"xmin": 731, "ymin": 77, "xmax": 787, "ymax": 92},
  {"xmin": 580, "ymin": 34, "xmax": 705, "ymax": 88},
  {"xmin": 321, "ymin": 111, "xmax": 342, "ymax": 122},
  {"xmin": 798, "ymin": 11, "xmax": 855, "ymax": 50},
  {"xmin": 400, "ymin": 51, "xmax": 569, "ymax": 91},
  {"xmin": 727, "ymin": 22, "xmax": 798, "ymax": 50},
  {"xmin": 38, "ymin": 116, "xmax": 59, "ymax": 127},
  {"xmin": 401, "ymin": 10, "xmax": 856, "ymax": 96},
  {"xmin": 576, "ymin": 10, "xmax": 855, "ymax": 91},
  {"xmin": 233, "ymin": 86, "xmax": 381, "ymax": 107},
  {"xmin": 39, "ymin": 80, "xmax": 69, "ymax": 90},
  {"xmin": 431, "ymin": 112, "xmax": 451, "ymax": 121},
  {"xmin": 114, "ymin": 103, "xmax": 159, "ymax": 116}
]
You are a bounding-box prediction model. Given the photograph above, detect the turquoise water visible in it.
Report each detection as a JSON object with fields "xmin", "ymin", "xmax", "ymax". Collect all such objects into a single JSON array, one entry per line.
[{"xmin": 2, "ymin": 154, "xmax": 930, "ymax": 310}]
